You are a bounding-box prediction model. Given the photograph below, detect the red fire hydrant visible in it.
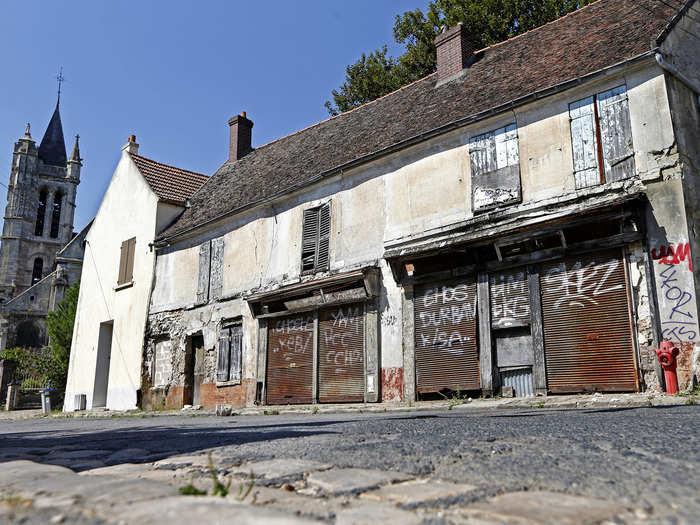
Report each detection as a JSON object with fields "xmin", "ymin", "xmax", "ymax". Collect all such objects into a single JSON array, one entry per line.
[{"xmin": 655, "ymin": 339, "xmax": 680, "ymax": 394}]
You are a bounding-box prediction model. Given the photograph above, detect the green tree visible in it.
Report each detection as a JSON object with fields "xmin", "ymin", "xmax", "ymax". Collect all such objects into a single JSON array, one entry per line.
[
  {"xmin": 44, "ymin": 280, "xmax": 80, "ymax": 397},
  {"xmin": 326, "ymin": 0, "xmax": 595, "ymax": 115}
]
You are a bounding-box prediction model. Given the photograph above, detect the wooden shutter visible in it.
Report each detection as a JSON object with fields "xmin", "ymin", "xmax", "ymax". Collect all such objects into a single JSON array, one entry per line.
[
  {"xmin": 540, "ymin": 249, "xmax": 638, "ymax": 393},
  {"xmin": 569, "ymin": 96, "xmax": 600, "ymax": 189},
  {"xmin": 229, "ymin": 324, "xmax": 242, "ymax": 383},
  {"xmin": 197, "ymin": 241, "xmax": 211, "ymax": 303},
  {"xmin": 301, "ymin": 208, "xmax": 319, "ymax": 272},
  {"xmin": 125, "ymin": 237, "xmax": 136, "ymax": 283},
  {"xmin": 414, "ymin": 277, "xmax": 480, "ymax": 393},
  {"xmin": 217, "ymin": 327, "xmax": 230, "ymax": 382},
  {"xmin": 316, "ymin": 203, "xmax": 331, "ymax": 270},
  {"xmin": 210, "ymin": 237, "xmax": 224, "ymax": 300},
  {"xmin": 118, "ymin": 240, "xmax": 128, "ymax": 285},
  {"xmin": 318, "ymin": 303, "xmax": 364, "ymax": 402},
  {"xmin": 597, "ymin": 85, "xmax": 634, "ymax": 183},
  {"xmin": 267, "ymin": 313, "xmax": 314, "ymax": 404},
  {"xmin": 470, "ymin": 124, "xmax": 520, "ymax": 211}
]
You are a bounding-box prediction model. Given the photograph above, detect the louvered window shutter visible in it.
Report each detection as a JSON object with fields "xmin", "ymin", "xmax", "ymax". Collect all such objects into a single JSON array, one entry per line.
[
  {"xmin": 118, "ymin": 240, "xmax": 128, "ymax": 285},
  {"xmin": 197, "ymin": 241, "xmax": 211, "ymax": 303},
  {"xmin": 217, "ymin": 327, "xmax": 230, "ymax": 382},
  {"xmin": 317, "ymin": 203, "xmax": 331, "ymax": 270},
  {"xmin": 596, "ymin": 85, "xmax": 634, "ymax": 183},
  {"xmin": 230, "ymin": 325, "xmax": 242, "ymax": 383},
  {"xmin": 301, "ymin": 208, "xmax": 319, "ymax": 272}
]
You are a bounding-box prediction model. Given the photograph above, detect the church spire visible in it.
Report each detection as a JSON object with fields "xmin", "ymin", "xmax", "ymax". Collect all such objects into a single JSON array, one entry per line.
[
  {"xmin": 69, "ymin": 134, "xmax": 81, "ymax": 164},
  {"xmin": 38, "ymin": 82, "xmax": 67, "ymax": 166}
]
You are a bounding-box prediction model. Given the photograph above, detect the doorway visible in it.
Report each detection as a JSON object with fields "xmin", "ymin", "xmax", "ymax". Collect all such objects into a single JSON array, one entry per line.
[
  {"xmin": 93, "ymin": 321, "xmax": 113, "ymax": 407},
  {"xmin": 184, "ymin": 333, "xmax": 205, "ymax": 406}
]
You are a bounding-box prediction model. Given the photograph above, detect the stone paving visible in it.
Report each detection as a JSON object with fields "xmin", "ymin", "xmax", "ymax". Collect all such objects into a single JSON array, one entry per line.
[{"xmin": 1, "ymin": 396, "xmax": 698, "ymax": 524}]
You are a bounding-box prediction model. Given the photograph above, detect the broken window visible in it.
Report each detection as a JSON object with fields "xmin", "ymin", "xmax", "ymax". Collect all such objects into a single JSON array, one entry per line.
[
  {"xmin": 117, "ymin": 237, "xmax": 136, "ymax": 285},
  {"xmin": 301, "ymin": 202, "xmax": 331, "ymax": 273},
  {"xmin": 217, "ymin": 323, "xmax": 242, "ymax": 383},
  {"xmin": 469, "ymin": 124, "xmax": 521, "ymax": 212},
  {"xmin": 569, "ymin": 85, "xmax": 635, "ymax": 189},
  {"xmin": 197, "ymin": 237, "xmax": 225, "ymax": 303}
]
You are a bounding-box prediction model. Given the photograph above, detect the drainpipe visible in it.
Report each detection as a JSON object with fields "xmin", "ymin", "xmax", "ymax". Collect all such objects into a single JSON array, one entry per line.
[{"xmin": 655, "ymin": 52, "xmax": 700, "ymax": 95}]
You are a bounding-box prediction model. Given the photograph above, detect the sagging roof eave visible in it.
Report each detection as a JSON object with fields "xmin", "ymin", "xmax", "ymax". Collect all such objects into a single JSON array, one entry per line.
[
  {"xmin": 655, "ymin": 0, "xmax": 697, "ymax": 46},
  {"xmin": 155, "ymin": 49, "xmax": 659, "ymax": 249}
]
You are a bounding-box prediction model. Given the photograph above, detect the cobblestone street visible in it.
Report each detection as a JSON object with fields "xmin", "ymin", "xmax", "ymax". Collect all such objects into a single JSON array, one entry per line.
[{"xmin": 1, "ymin": 403, "xmax": 698, "ymax": 523}]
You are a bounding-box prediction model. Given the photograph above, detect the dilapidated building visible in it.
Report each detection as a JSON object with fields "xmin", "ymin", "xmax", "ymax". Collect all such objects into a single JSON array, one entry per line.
[{"xmin": 71, "ymin": 0, "xmax": 700, "ymax": 412}]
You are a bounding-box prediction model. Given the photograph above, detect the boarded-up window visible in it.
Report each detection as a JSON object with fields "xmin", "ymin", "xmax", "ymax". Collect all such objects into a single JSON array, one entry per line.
[
  {"xmin": 470, "ymin": 124, "xmax": 521, "ymax": 212},
  {"xmin": 197, "ymin": 237, "xmax": 225, "ymax": 303},
  {"xmin": 117, "ymin": 237, "xmax": 136, "ymax": 285},
  {"xmin": 217, "ymin": 323, "xmax": 242, "ymax": 383},
  {"xmin": 301, "ymin": 202, "xmax": 331, "ymax": 273},
  {"xmin": 569, "ymin": 85, "xmax": 634, "ymax": 189}
]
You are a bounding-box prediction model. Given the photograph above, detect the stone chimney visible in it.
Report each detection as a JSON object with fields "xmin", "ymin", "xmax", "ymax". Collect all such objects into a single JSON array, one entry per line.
[
  {"xmin": 228, "ymin": 112, "xmax": 254, "ymax": 161},
  {"xmin": 122, "ymin": 134, "xmax": 139, "ymax": 155},
  {"xmin": 435, "ymin": 23, "xmax": 474, "ymax": 83}
]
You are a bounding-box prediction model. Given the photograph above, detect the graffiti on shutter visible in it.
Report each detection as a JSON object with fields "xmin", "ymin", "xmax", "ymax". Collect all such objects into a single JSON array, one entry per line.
[
  {"xmin": 569, "ymin": 96, "xmax": 600, "ymax": 189},
  {"xmin": 301, "ymin": 208, "xmax": 319, "ymax": 272},
  {"xmin": 267, "ymin": 314, "xmax": 314, "ymax": 404},
  {"xmin": 490, "ymin": 268, "xmax": 530, "ymax": 329},
  {"xmin": 210, "ymin": 237, "xmax": 224, "ymax": 300},
  {"xmin": 470, "ymin": 124, "xmax": 521, "ymax": 211},
  {"xmin": 230, "ymin": 324, "xmax": 242, "ymax": 383},
  {"xmin": 597, "ymin": 85, "xmax": 634, "ymax": 183},
  {"xmin": 540, "ymin": 249, "xmax": 638, "ymax": 392},
  {"xmin": 317, "ymin": 203, "xmax": 331, "ymax": 270},
  {"xmin": 319, "ymin": 303, "xmax": 364, "ymax": 402},
  {"xmin": 197, "ymin": 241, "xmax": 211, "ymax": 303},
  {"xmin": 414, "ymin": 278, "xmax": 480, "ymax": 392},
  {"xmin": 217, "ymin": 327, "xmax": 230, "ymax": 382}
]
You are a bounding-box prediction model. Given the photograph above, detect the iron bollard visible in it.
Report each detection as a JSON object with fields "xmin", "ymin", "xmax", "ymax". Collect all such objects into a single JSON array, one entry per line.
[{"xmin": 655, "ymin": 339, "xmax": 680, "ymax": 394}]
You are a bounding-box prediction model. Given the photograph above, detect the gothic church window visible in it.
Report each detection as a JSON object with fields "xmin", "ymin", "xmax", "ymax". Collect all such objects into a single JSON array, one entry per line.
[
  {"xmin": 31, "ymin": 258, "xmax": 43, "ymax": 285},
  {"xmin": 35, "ymin": 190, "xmax": 47, "ymax": 236},
  {"xmin": 50, "ymin": 191, "xmax": 63, "ymax": 238}
]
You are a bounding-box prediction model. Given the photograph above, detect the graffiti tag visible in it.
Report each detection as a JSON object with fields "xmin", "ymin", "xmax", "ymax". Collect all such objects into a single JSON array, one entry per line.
[
  {"xmin": 651, "ymin": 242, "xmax": 692, "ymax": 271},
  {"xmin": 659, "ymin": 264, "xmax": 697, "ymax": 341},
  {"xmin": 544, "ymin": 258, "xmax": 622, "ymax": 309}
]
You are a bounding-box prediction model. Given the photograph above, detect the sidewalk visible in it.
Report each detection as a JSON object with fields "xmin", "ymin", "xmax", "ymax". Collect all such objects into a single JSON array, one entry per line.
[{"xmin": 0, "ymin": 391, "xmax": 692, "ymax": 421}]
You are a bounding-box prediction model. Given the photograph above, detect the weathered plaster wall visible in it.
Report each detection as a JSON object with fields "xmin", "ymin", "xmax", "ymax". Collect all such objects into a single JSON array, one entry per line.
[
  {"xmin": 149, "ymin": 61, "xmax": 681, "ymax": 402},
  {"xmin": 64, "ymin": 152, "xmax": 160, "ymax": 411}
]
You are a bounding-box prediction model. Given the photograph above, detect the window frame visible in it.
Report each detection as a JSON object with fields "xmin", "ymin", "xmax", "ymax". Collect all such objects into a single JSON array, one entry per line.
[{"xmin": 300, "ymin": 201, "xmax": 331, "ymax": 275}]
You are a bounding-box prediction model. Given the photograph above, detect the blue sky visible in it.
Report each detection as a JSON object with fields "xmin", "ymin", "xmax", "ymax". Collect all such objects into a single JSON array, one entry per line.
[{"xmin": 0, "ymin": 1, "xmax": 424, "ymax": 230}]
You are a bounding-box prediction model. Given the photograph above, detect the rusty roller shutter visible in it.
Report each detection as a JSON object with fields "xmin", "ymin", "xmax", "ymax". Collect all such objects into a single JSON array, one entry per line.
[
  {"xmin": 490, "ymin": 267, "xmax": 530, "ymax": 328},
  {"xmin": 540, "ymin": 249, "xmax": 638, "ymax": 393},
  {"xmin": 318, "ymin": 303, "xmax": 365, "ymax": 403},
  {"xmin": 267, "ymin": 313, "xmax": 315, "ymax": 404},
  {"xmin": 414, "ymin": 278, "xmax": 480, "ymax": 393}
]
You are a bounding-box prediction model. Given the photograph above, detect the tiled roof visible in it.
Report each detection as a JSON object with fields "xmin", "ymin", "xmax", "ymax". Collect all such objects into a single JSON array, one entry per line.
[
  {"xmin": 160, "ymin": 0, "xmax": 680, "ymax": 240},
  {"xmin": 130, "ymin": 153, "xmax": 208, "ymax": 205}
]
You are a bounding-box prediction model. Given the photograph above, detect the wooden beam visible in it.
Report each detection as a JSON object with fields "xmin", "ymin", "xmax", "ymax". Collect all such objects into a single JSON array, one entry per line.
[
  {"xmin": 477, "ymin": 272, "xmax": 494, "ymax": 396},
  {"xmin": 528, "ymin": 265, "xmax": 547, "ymax": 395}
]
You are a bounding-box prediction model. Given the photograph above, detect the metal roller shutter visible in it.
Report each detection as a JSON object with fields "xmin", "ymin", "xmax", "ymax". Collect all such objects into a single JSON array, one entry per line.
[
  {"xmin": 540, "ymin": 249, "xmax": 638, "ymax": 392},
  {"xmin": 318, "ymin": 303, "xmax": 365, "ymax": 403},
  {"xmin": 267, "ymin": 313, "xmax": 314, "ymax": 404},
  {"xmin": 414, "ymin": 278, "xmax": 480, "ymax": 393}
]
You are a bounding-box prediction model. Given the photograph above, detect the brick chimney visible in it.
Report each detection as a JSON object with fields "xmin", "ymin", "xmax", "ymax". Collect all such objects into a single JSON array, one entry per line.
[
  {"xmin": 122, "ymin": 134, "xmax": 139, "ymax": 155},
  {"xmin": 435, "ymin": 23, "xmax": 474, "ymax": 83},
  {"xmin": 228, "ymin": 111, "xmax": 254, "ymax": 161}
]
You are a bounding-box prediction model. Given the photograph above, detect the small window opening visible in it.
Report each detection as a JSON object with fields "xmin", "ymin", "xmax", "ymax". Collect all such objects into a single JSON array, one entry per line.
[
  {"xmin": 35, "ymin": 190, "xmax": 47, "ymax": 236},
  {"xmin": 31, "ymin": 258, "xmax": 43, "ymax": 285},
  {"xmin": 50, "ymin": 191, "xmax": 63, "ymax": 238}
]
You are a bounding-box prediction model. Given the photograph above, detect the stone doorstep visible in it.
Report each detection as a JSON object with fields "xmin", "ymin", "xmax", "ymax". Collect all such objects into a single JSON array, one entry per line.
[
  {"xmin": 461, "ymin": 491, "xmax": 632, "ymax": 525},
  {"xmin": 306, "ymin": 468, "xmax": 413, "ymax": 496},
  {"xmin": 361, "ymin": 479, "xmax": 479, "ymax": 507}
]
